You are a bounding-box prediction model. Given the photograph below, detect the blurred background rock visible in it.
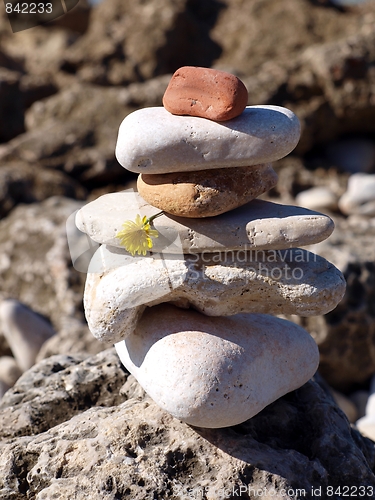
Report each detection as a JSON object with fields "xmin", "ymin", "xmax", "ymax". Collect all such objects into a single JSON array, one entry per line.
[{"xmin": 1, "ymin": 0, "xmax": 375, "ymax": 494}]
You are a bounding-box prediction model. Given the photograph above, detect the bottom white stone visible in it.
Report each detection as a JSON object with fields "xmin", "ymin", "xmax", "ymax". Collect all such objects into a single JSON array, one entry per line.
[{"xmin": 115, "ymin": 304, "xmax": 319, "ymax": 428}]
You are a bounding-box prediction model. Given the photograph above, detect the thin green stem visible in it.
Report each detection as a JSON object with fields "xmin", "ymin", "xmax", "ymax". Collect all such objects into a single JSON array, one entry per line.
[{"xmin": 145, "ymin": 211, "xmax": 164, "ymax": 225}]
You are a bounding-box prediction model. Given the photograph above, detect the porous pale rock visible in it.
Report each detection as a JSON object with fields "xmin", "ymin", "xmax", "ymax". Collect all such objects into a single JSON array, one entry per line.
[
  {"xmin": 76, "ymin": 191, "xmax": 335, "ymax": 254},
  {"xmin": 137, "ymin": 164, "xmax": 278, "ymax": 218},
  {"xmin": 84, "ymin": 245, "xmax": 346, "ymax": 343},
  {"xmin": 115, "ymin": 304, "xmax": 319, "ymax": 428},
  {"xmin": 1, "ymin": 374, "xmax": 374, "ymax": 497},
  {"xmin": 0, "ymin": 349, "xmax": 127, "ymax": 439},
  {"xmin": 162, "ymin": 66, "xmax": 248, "ymax": 121},
  {"xmin": 115, "ymin": 106, "xmax": 301, "ymax": 174},
  {"xmin": 0, "ymin": 300, "xmax": 55, "ymax": 372}
]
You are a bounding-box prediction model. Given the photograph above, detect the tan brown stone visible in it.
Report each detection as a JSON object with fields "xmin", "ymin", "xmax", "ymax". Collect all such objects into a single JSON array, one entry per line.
[
  {"xmin": 137, "ymin": 164, "xmax": 278, "ymax": 218},
  {"xmin": 162, "ymin": 66, "xmax": 248, "ymax": 121}
]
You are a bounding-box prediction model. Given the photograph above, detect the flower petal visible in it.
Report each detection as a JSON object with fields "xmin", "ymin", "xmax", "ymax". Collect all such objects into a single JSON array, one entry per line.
[{"xmin": 115, "ymin": 213, "xmax": 161, "ymax": 255}]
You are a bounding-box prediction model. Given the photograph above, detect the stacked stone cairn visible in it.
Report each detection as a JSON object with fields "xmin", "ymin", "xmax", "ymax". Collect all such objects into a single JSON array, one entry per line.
[{"xmin": 76, "ymin": 67, "xmax": 346, "ymax": 428}]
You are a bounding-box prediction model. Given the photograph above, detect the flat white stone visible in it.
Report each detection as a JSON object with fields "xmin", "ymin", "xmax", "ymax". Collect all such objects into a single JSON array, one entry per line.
[
  {"xmin": 115, "ymin": 106, "xmax": 301, "ymax": 173},
  {"xmin": 75, "ymin": 191, "xmax": 335, "ymax": 254},
  {"xmin": 115, "ymin": 304, "xmax": 319, "ymax": 428},
  {"xmin": 296, "ymin": 187, "xmax": 338, "ymax": 212},
  {"xmin": 84, "ymin": 244, "xmax": 346, "ymax": 343},
  {"xmin": 339, "ymin": 173, "xmax": 375, "ymax": 216}
]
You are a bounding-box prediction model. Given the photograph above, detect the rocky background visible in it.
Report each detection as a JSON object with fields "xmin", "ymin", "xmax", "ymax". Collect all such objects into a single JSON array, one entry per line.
[{"xmin": 1, "ymin": 0, "xmax": 375, "ymax": 497}]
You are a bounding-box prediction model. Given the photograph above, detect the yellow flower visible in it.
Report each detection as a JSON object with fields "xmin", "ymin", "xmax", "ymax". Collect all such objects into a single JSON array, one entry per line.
[{"xmin": 115, "ymin": 212, "xmax": 163, "ymax": 256}]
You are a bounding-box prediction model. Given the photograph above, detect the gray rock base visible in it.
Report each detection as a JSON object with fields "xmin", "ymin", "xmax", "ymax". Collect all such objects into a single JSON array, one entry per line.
[{"xmin": 0, "ymin": 349, "xmax": 374, "ymax": 499}]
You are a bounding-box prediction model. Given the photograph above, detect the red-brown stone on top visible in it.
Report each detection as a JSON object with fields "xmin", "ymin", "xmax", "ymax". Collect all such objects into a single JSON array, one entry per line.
[{"xmin": 162, "ymin": 66, "xmax": 248, "ymax": 122}]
